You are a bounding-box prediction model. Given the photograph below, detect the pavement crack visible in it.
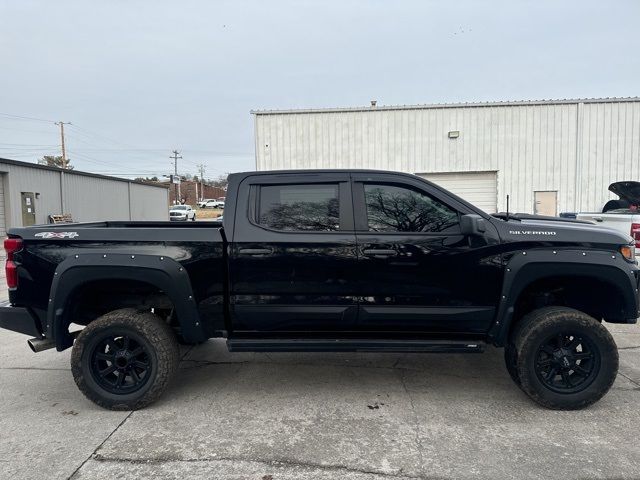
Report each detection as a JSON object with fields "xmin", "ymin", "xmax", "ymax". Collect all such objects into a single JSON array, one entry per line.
[
  {"xmin": 180, "ymin": 359, "xmax": 251, "ymax": 370},
  {"xmin": 67, "ymin": 410, "xmax": 134, "ymax": 480},
  {"xmin": 91, "ymin": 455, "xmax": 430, "ymax": 479},
  {"xmin": 618, "ymin": 345, "xmax": 640, "ymax": 350},
  {"xmin": 180, "ymin": 345, "xmax": 196, "ymax": 360},
  {"xmin": 0, "ymin": 367, "xmax": 69, "ymax": 371},
  {"xmin": 618, "ymin": 371, "xmax": 640, "ymax": 388},
  {"xmin": 399, "ymin": 369, "xmax": 425, "ymax": 477}
]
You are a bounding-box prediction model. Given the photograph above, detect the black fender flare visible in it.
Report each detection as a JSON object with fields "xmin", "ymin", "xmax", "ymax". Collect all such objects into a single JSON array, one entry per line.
[
  {"xmin": 47, "ymin": 253, "xmax": 205, "ymax": 350},
  {"xmin": 489, "ymin": 248, "xmax": 638, "ymax": 346}
]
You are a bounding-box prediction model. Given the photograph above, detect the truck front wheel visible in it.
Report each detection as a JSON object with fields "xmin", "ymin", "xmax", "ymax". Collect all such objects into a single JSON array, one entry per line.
[
  {"xmin": 513, "ymin": 306, "xmax": 618, "ymax": 410},
  {"xmin": 71, "ymin": 308, "xmax": 180, "ymax": 410}
]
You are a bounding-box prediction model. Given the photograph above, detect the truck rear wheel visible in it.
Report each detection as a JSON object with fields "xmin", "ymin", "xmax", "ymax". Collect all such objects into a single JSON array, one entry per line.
[
  {"xmin": 513, "ymin": 306, "xmax": 618, "ymax": 410},
  {"xmin": 71, "ymin": 308, "xmax": 180, "ymax": 410}
]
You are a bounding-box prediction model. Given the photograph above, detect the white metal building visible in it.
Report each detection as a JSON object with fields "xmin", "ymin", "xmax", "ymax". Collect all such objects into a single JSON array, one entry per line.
[
  {"xmin": 0, "ymin": 158, "xmax": 169, "ymax": 238},
  {"xmin": 253, "ymin": 97, "xmax": 640, "ymax": 215}
]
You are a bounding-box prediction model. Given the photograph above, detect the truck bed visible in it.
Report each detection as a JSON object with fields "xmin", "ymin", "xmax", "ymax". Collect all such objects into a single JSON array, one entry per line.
[
  {"xmin": 7, "ymin": 220, "xmax": 227, "ymax": 342},
  {"xmin": 8, "ymin": 220, "xmax": 224, "ymax": 242},
  {"xmin": 576, "ymin": 211, "xmax": 639, "ymax": 239}
]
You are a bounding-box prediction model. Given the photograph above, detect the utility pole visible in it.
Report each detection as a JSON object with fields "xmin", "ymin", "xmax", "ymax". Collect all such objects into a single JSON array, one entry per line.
[
  {"xmin": 55, "ymin": 121, "xmax": 71, "ymax": 168},
  {"xmin": 170, "ymin": 150, "xmax": 182, "ymax": 204},
  {"xmin": 197, "ymin": 164, "xmax": 205, "ymax": 201}
]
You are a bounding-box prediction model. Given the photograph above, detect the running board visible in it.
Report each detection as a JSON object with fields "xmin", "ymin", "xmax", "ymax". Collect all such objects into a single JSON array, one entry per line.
[{"xmin": 227, "ymin": 338, "xmax": 485, "ymax": 353}]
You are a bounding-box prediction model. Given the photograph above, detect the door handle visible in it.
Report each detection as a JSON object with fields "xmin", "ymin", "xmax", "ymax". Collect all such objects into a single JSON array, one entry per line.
[
  {"xmin": 238, "ymin": 248, "xmax": 273, "ymax": 256},
  {"xmin": 362, "ymin": 249, "xmax": 397, "ymax": 257}
]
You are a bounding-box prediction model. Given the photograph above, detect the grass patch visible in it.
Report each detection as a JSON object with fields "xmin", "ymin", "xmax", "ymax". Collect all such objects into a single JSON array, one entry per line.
[{"xmin": 195, "ymin": 207, "xmax": 224, "ymax": 219}]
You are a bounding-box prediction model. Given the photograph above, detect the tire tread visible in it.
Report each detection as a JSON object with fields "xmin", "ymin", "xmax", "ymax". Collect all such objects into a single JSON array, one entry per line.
[
  {"xmin": 513, "ymin": 306, "xmax": 618, "ymax": 410},
  {"xmin": 71, "ymin": 308, "xmax": 180, "ymax": 410}
]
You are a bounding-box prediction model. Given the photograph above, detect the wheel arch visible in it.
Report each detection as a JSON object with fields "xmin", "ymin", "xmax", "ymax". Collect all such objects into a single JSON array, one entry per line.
[
  {"xmin": 48, "ymin": 253, "xmax": 205, "ymax": 351},
  {"xmin": 490, "ymin": 249, "xmax": 638, "ymax": 346}
]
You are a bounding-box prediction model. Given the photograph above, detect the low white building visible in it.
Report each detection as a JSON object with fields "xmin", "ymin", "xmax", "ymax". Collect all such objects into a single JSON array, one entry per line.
[{"xmin": 252, "ymin": 97, "xmax": 640, "ymax": 215}]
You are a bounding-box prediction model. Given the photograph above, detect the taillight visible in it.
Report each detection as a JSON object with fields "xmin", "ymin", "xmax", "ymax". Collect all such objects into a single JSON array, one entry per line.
[
  {"xmin": 4, "ymin": 237, "xmax": 23, "ymax": 289},
  {"xmin": 631, "ymin": 223, "xmax": 640, "ymax": 249}
]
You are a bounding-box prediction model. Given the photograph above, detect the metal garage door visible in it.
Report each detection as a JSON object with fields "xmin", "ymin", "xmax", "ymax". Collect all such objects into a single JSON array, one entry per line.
[{"xmin": 416, "ymin": 171, "xmax": 498, "ymax": 213}]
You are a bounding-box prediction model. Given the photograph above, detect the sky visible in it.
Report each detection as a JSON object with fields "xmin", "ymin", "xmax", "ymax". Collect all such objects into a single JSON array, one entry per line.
[{"xmin": 1, "ymin": 0, "xmax": 639, "ymax": 180}]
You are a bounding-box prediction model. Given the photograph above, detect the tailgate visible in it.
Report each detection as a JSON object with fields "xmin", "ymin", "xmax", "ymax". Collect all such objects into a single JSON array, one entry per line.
[{"xmin": 576, "ymin": 213, "xmax": 637, "ymax": 238}]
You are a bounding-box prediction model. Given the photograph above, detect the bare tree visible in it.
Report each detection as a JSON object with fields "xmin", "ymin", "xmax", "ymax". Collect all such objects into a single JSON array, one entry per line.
[{"xmin": 38, "ymin": 155, "xmax": 73, "ymax": 170}]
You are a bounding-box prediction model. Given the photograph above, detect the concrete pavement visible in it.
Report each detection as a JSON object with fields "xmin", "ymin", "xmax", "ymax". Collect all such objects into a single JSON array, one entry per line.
[{"xmin": 0, "ymin": 325, "xmax": 639, "ymax": 480}]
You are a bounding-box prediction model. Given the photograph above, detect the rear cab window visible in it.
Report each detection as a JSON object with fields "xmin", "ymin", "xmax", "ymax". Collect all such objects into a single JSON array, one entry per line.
[{"xmin": 257, "ymin": 183, "xmax": 340, "ymax": 231}]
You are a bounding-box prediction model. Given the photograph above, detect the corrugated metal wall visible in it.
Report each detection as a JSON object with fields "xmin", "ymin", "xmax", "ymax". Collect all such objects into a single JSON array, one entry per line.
[
  {"xmin": 63, "ymin": 173, "xmax": 131, "ymax": 221},
  {"xmin": 254, "ymin": 99, "xmax": 640, "ymax": 213},
  {"xmin": 0, "ymin": 161, "xmax": 169, "ymax": 229},
  {"xmin": 130, "ymin": 182, "xmax": 170, "ymax": 220}
]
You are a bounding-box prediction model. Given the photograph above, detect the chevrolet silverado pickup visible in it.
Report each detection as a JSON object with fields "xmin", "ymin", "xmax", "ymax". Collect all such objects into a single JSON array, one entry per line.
[
  {"xmin": 577, "ymin": 181, "xmax": 640, "ymax": 254},
  {"xmin": 1, "ymin": 170, "xmax": 638, "ymax": 410}
]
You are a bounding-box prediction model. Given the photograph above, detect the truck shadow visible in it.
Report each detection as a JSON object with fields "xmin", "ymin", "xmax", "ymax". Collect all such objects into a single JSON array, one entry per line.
[{"xmin": 162, "ymin": 338, "xmax": 529, "ymax": 407}]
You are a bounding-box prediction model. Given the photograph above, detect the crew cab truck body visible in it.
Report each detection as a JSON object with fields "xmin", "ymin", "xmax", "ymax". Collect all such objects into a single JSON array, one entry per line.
[{"xmin": 1, "ymin": 170, "xmax": 638, "ymax": 410}]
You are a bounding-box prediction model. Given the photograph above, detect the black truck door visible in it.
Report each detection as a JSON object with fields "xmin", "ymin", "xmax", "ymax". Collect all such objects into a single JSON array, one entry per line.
[
  {"xmin": 351, "ymin": 173, "xmax": 503, "ymax": 334},
  {"xmin": 228, "ymin": 173, "xmax": 358, "ymax": 333}
]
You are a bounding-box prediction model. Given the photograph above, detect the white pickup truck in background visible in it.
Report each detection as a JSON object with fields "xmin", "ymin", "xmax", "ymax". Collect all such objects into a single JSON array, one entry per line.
[{"xmin": 576, "ymin": 181, "xmax": 640, "ymax": 250}]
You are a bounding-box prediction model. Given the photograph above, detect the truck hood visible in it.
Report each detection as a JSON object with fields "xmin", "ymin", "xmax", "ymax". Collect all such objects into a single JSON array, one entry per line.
[
  {"xmin": 609, "ymin": 181, "xmax": 640, "ymax": 205},
  {"xmin": 496, "ymin": 216, "xmax": 633, "ymax": 246}
]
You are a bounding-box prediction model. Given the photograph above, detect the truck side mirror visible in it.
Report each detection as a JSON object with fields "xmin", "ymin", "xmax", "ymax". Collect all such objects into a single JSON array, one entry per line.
[{"xmin": 460, "ymin": 214, "xmax": 486, "ymax": 236}]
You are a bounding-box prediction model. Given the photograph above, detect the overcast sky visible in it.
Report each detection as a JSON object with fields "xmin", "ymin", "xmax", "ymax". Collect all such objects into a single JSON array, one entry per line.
[{"xmin": 1, "ymin": 0, "xmax": 638, "ymax": 179}]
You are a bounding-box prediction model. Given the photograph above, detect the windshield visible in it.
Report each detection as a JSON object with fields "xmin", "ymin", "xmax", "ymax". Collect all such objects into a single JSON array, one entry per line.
[{"xmin": 171, "ymin": 206, "xmax": 188, "ymax": 210}]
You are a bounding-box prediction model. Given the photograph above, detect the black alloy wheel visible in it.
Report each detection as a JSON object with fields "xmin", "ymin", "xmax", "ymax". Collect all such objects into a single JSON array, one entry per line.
[
  {"xmin": 90, "ymin": 333, "xmax": 153, "ymax": 394},
  {"xmin": 534, "ymin": 332, "xmax": 599, "ymax": 394},
  {"xmin": 71, "ymin": 308, "xmax": 180, "ymax": 410},
  {"xmin": 509, "ymin": 306, "xmax": 618, "ymax": 410}
]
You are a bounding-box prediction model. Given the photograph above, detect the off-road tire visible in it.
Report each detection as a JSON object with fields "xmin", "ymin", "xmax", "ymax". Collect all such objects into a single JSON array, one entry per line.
[
  {"xmin": 71, "ymin": 308, "xmax": 180, "ymax": 410},
  {"xmin": 504, "ymin": 343, "xmax": 520, "ymax": 386},
  {"xmin": 504, "ymin": 315, "xmax": 529, "ymax": 387},
  {"xmin": 514, "ymin": 306, "xmax": 618, "ymax": 410}
]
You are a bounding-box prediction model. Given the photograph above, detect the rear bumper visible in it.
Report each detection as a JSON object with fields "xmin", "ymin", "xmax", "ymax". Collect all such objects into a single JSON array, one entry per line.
[{"xmin": 0, "ymin": 307, "xmax": 42, "ymax": 337}]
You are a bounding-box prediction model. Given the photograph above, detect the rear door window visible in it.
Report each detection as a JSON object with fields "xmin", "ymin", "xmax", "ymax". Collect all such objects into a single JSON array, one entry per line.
[{"xmin": 258, "ymin": 183, "xmax": 340, "ymax": 231}]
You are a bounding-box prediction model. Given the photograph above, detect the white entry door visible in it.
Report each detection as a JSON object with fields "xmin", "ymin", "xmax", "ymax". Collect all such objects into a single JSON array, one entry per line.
[{"xmin": 534, "ymin": 191, "xmax": 558, "ymax": 216}]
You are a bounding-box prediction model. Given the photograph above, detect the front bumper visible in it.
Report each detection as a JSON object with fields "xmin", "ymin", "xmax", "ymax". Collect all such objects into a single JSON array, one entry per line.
[
  {"xmin": 0, "ymin": 307, "xmax": 42, "ymax": 337},
  {"xmin": 169, "ymin": 216, "xmax": 188, "ymax": 221}
]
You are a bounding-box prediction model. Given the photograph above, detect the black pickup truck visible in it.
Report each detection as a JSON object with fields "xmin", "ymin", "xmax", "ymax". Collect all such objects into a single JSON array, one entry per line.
[{"xmin": 1, "ymin": 170, "xmax": 638, "ymax": 410}]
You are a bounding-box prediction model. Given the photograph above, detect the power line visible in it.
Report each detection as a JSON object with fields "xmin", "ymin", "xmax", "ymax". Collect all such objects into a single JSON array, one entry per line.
[
  {"xmin": 68, "ymin": 123, "xmax": 139, "ymax": 150},
  {"xmin": 0, "ymin": 143, "xmax": 58, "ymax": 147},
  {"xmin": 0, "ymin": 112, "xmax": 56, "ymax": 123},
  {"xmin": 0, "ymin": 124, "xmax": 59, "ymax": 135}
]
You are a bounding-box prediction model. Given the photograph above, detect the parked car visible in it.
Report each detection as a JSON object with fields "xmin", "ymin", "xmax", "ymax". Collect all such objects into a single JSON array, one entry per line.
[
  {"xmin": 202, "ymin": 199, "xmax": 224, "ymax": 209},
  {"xmin": 577, "ymin": 181, "xmax": 640, "ymax": 253},
  {"xmin": 0, "ymin": 169, "xmax": 638, "ymax": 411},
  {"xmin": 197, "ymin": 198, "xmax": 215, "ymax": 208},
  {"xmin": 169, "ymin": 204, "xmax": 196, "ymax": 221}
]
